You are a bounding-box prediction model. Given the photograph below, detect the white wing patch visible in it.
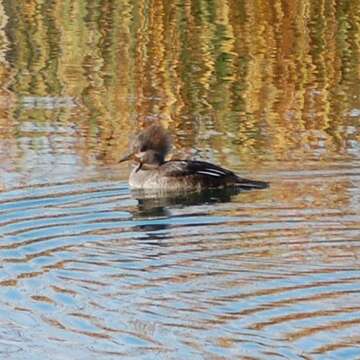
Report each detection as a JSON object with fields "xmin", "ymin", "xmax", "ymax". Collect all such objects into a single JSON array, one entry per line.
[
  {"xmin": 197, "ymin": 167, "xmax": 227, "ymax": 177},
  {"xmin": 197, "ymin": 171, "xmax": 221, "ymax": 177},
  {"xmin": 207, "ymin": 168, "xmax": 227, "ymax": 175}
]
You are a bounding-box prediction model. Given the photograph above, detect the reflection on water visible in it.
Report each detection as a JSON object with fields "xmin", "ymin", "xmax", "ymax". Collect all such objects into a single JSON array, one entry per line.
[{"xmin": 0, "ymin": 0, "xmax": 359, "ymax": 358}]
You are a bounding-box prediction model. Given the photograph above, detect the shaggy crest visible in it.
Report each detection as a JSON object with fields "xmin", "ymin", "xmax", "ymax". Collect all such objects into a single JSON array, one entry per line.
[{"xmin": 132, "ymin": 124, "xmax": 172, "ymax": 157}]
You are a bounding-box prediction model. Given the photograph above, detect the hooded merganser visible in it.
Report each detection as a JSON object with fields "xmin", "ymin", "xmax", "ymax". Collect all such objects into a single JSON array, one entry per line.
[{"xmin": 119, "ymin": 124, "xmax": 268, "ymax": 191}]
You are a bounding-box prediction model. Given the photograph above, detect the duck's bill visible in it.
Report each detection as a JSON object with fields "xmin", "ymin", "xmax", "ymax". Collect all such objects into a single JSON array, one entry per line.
[{"xmin": 119, "ymin": 152, "xmax": 134, "ymax": 163}]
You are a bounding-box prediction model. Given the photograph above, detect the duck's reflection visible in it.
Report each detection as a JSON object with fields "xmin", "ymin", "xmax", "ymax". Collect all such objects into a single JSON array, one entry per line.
[
  {"xmin": 131, "ymin": 188, "xmax": 245, "ymax": 242},
  {"xmin": 133, "ymin": 187, "xmax": 245, "ymax": 216}
]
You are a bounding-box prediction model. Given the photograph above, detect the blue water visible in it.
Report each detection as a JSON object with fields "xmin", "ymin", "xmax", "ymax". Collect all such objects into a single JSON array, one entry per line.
[
  {"xmin": 0, "ymin": 162, "xmax": 359, "ymax": 359},
  {"xmin": 0, "ymin": 0, "xmax": 359, "ymax": 357}
]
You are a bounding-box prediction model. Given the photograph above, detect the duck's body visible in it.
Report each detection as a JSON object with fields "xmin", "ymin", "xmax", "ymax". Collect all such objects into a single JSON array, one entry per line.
[
  {"xmin": 129, "ymin": 159, "xmax": 267, "ymax": 191},
  {"xmin": 120, "ymin": 124, "xmax": 268, "ymax": 192}
]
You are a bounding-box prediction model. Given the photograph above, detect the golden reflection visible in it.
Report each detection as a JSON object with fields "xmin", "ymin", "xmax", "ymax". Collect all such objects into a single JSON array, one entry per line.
[{"xmin": 0, "ymin": 0, "xmax": 358, "ymax": 170}]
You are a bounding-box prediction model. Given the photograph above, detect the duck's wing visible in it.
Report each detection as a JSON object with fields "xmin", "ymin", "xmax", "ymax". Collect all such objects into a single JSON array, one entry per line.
[
  {"xmin": 164, "ymin": 160, "xmax": 234, "ymax": 177},
  {"xmin": 163, "ymin": 160, "xmax": 268, "ymax": 189}
]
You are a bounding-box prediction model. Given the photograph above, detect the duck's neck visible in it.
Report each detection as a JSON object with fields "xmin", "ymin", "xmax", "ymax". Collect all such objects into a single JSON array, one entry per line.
[
  {"xmin": 137, "ymin": 150, "xmax": 166, "ymax": 171},
  {"xmin": 136, "ymin": 162, "xmax": 162, "ymax": 171}
]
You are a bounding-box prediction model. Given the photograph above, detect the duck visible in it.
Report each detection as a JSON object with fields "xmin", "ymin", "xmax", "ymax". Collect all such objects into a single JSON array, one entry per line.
[{"xmin": 119, "ymin": 124, "xmax": 268, "ymax": 191}]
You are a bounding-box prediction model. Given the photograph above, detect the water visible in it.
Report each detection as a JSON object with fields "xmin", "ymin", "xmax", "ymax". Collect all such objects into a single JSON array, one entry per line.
[{"xmin": 0, "ymin": 1, "xmax": 360, "ymax": 359}]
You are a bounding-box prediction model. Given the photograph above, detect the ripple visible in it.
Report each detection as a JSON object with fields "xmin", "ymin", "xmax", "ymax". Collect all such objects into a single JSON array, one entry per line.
[{"xmin": 0, "ymin": 170, "xmax": 358, "ymax": 359}]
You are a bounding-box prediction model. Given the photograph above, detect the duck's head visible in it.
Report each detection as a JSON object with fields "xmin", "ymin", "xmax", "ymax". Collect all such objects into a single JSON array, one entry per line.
[{"xmin": 119, "ymin": 124, "xmax": 171, "ymax": 171}]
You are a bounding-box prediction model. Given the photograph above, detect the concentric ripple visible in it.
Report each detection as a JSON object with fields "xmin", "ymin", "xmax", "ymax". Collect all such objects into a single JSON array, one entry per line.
[{"xmin": 0, "ymin": 165, "xmax": 359, "ymax": 359}]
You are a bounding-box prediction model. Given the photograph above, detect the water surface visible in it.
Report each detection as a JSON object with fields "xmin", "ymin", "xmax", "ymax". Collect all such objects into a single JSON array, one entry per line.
[{"xmin": 0, "ymin": 0, "xmax": 359, "ymax": 359}]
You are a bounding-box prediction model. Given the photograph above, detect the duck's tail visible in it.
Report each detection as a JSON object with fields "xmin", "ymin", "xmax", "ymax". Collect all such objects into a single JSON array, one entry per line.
[{"xmin": 235, "ymin": 177, "xmax": 269, "ymax": 190}]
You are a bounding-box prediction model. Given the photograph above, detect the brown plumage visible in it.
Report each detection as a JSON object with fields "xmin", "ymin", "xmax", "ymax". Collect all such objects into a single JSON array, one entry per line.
[
  {"xmin": 131, "ymin": 124, "xmax": 171, "ymax": 160},
  {"xmin": 120, "ymin": 124, "xmax": 268, "ymax": 191}
]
